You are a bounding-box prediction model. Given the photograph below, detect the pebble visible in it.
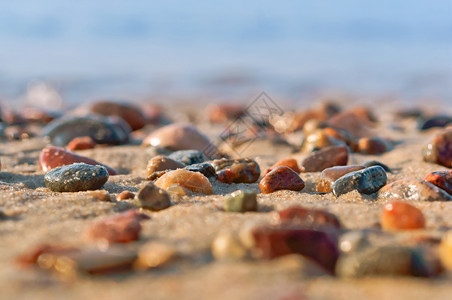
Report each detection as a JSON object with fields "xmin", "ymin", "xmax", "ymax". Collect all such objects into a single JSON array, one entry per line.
[
  {"xmin": 184, "ymin": 163, "xmax": 216, "ymax": 178},
  {"xmin": 423, "ymin": 128, "xmax": 452, "ymax": 167},
  {"xmin": 332, "ymin": 166, "xmax": 387, "ymax": 197},
  {"xmin": 439, "ymin": 231, "xmax": 452, "ymax": 270},
  {"xmin": 224, "ymin": 190, "xmax": 258, "ymax": 212},
  {"xmin": 39, "ymin": 146, "xmax": 118, "ymax": 175},
  {"xmin": 211, "ymin": 231, "xmax": 248, "ymax": 260},
  {"xmin": 85, "ymin": 210, "xmax": 150, "ymax": 244},
  {"xmin": 207, "ymin": 103, "xmax": 245, "ymax": 123},
  {"xmin": 418, "ymin": 115, "xmax": 452, "ymax": 130},
  {"xmin": 212, "ymin": 158, "xmax": 261, "ymax": 184},
  {"xmin": 381, "ymin": 201, "xmax": 426, "ymax": 231},
  {"xmin": 136, "ymin": 182, "xmax": 171, "ymax": 211},
  {"xmin": 66, "ymin": 136, "xmax": 97, "ymax": 151},
  {"xmin": 90, "ymin": 101, "xmax": 147, "ymax": 131},
  {"xmin": 301, "ymin": 129, "xmax": 345, "ymax": 152},
  {"xmin": 22, "ymin": 107, "xmax": 61, "ymax": 124},
  {"xmin": 300, "ymin": 145, "xmax": 348, "ymax": 172},
  {"xmin": 146, "ymin": 155, "xmax": 185, "ymax": 177},
  {"xmin": 143, "ymin": 123, "xmax": 215, "ymax": 153},
  {"xmin": 424, "ymin": 170, "xmax": 452, "ymax": 195},
  {"xmin": 44, "ymin": 163, "xmax": 109, "ymax": 192},
  {"xmin": 277, "ymin": 206, "xmax": 341, "ymax": 229},
  {"xmin": 362, "ymin": 160, "xmax": 391, "ymax": 172},
  {"xmin": 154, "ymin": 169, "xmax": 213, "ymax": 194},
  {"xmin": 116, "ymin": 191, "xmax": 135, "ymax": 201},
  {"xmin": 134, "ymin": 242, "xmax": 177, "ymax": 270},
  {"xmin": 42, "ymin": 115, "xmax": 130, "ymax": 146},
  {"xmin": 16, "ymin": 244, "xmax": 80, "ymax": 267},
  {"xmin": 378, "ymin": 179, "xmax": 452, "ymax": 201},
  {"xmin": 316, "ymin": 165, "xmax": 365, "ymax": 193},
  {"xmin": 357, "ymin": 137, "xmax": 389, "ymax": 154},
  {"xmin": 168, "ymin": 149, "xmax": 208, "ymax": 165},
  {"xmin": 259, "ymin": 166, "xmax": 305, "ymax": 194},
  {"xmin": 327, "ymin": 107, "xmax": 376, "ymax": 138},
  {"xmin": 264, "ymin": 158, "xmax": 300, "ymax": 175},
  {"xmin": 85, "ymin": 190, "xmax": 111, "ymax": 202},
  {"xmin": 251, "ymin": 226, "xmax": 339, "ymax": 273}
]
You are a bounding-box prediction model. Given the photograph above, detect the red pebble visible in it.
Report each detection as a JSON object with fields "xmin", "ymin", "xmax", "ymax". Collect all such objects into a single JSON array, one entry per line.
[
  {"xmin": 66, "ymin": 136, "xmax": 97, "ymax": 151},
  {"xmin": 424, "ymin": 171, "xmax": 452, "ymax": 195},
  {"xmin": 264, "ymin": 158, "xmax": 301, "ymax": 175},
  {"xmin": 217, "ymin": 169, "xmax": 235, "ymax": 184},
  {"xmin": 39, "ymin": 146, "xmax": 118, "ymax": 175},
  {"xmin": 381, "ymin": 201, "xmax": 426, "ymax": 231},
  {"xmin": 278, "ymin": 206, "xmax": 341, "ymax": 229},
  {"xmin": 259, "ymin": 166, "xmax": 305, "ymax": 194},
  {"xmin": 85, "ymin": 210, "xmax": 150, "ymax": 244}
]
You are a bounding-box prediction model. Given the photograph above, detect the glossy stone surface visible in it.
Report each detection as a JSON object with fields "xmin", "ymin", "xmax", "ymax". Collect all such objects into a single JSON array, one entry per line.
[
  {"xmin": 224, "ymin": 190, "xmax": 258, "ymax": 212},
  {"xmin": 116, "ymin": 191, "xmax": 135, "ymax": 201},
  {"xmin": 66, "ymin": 136, "xmax": 97, "ymax": 151},
  {"xmin": 424, "ymin": 170, "xmax": 452, "ymax": 195},
  {"xmin": 423, "ymin": 128, "xmax": 452, "ymax": 167},
  {"xmin": 44, "ymin": 163, "xmax": 109, "ymax": 192},
  {"xmin": 317, "ymin": 165, "xmax": 365, "ymax": 193},
  {"xmin": 357, "ymin": 137, "xmax": 389, "ymax": 154},
  {"xmin": 378, "ymin": 179, "xmax": 452, "ymax": 201},
  {"xmin": 168, "ymin": 150, "xmax": 208, "ymax": 165},
  {"xmin": 362, "ymin": 160, "xmax": 391, "ymax": 172},
  {"xmin": 332, "ymin": 166, "xmax": 387, "ymax": 197},
  {"xmin": 381, "ymin": 201, "xmax": 426, "ymax": 231},
  {"xmin": 146, "ymin": 155, "xmax": 185, "ymax": 177},
  {"xmin": 154, "ymin": 169, "xmax": 213, "ymax": 194},
  {"xmin": 212, "ymin": 158, "xmax": 261, "ymax": 184},
  {"xmin": 300, "ymin": 146, "xmax": 348, "ymax": 172},
  {"xmin": 136, "ymin": 182, "xmax": 171, "ymax": 211},
  {"xmin": 184, "ymin": 163, "xmax": 216, "ymax": 178},
  {"xmin": 259, "ymin": 166, "xmax": 305, "ymax": 194},
  {"xmin": 264, "ymin": 158, "xmax": 300, "ymax": 175}
]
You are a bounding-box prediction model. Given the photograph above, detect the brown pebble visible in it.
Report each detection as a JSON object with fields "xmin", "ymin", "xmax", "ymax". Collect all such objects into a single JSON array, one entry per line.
[
  {"xmin": 84, "ymin": 190, "xmax": 111, "ymax": 202},
  {"xmin": 423, "ymin": 128, "xmax": 452, "ymax": 167},
  {"xmin": 66, "ymin": 136, "xmax": 97, "ymax": 151},
  {"xmin": 116, "ymin": 191, "xmax": 135, "ymax": 201},
  {"xmin": 378, "ymin": 179, "xmax": 452, "ymax": 201},
  {"xmin": 212, "ymin": 158, "xmax": 261, "ymax": 184},
  {"xmin": 317, "ymin": 165, "xmax": 365, "ymax": 193},
  {"xmin": 301, "ymin": 129, "xmax": 345, "ymax": 152},
  {"xmin": 90, "ymin": 101, "xmax": 147, "ymax": 131},
  {"xmin": 207, "ymin": 103, "xmax": 245, "ymax": 123},
  {"xmin": 259, "ymin": 166, "xmax": 305, "ymax": 194},
  {"xmin": 154, "ymin": 169, "xmax": 213, "ymax": 194},
  {"xmin": 424, "ymin": 170, "xmax": 452, "ymax": 195},
  {"xmin": 327, "ymin": 107, "xmax": 375, "ymax": 138},
  {"xmin": 146, "ymin": 155, "xmax": 185, "ymax": 178},
  {"xmin": 300, "ymin": 145, "xmax": 348, "ymax": 172},
  {"xmin": 381, "ymin": 201, "xmax": 425, "ymax": 231},
  {"xmin": 277, "ymin": 206, "xmax": 341, "ymax": 229},
  {"xmin": 264, "ymin": 158, "xmax": 300, "ymax": 175},
  {"xmin": 136, "ymin": 182, "xmax": 171, "ymax": 211},
  {"xmin": 357, "ymin": 137, "xmax": 389, "ymax": 154}
]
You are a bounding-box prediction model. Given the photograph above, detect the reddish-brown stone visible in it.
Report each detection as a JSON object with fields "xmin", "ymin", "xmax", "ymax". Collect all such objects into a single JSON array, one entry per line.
[
  {"xmin": 212, "ymin": 158, "xmax": 260, "ymax": 184},
  {"xmin": 327, "ymin": 107, "xmax": 375, "ymax": 138},
  {"xmin": 317, "ymin": 165, "xmax": 365, "ymax": 193},
  {"xmin": 39, "ymin": 146, "xmax": 118, "ymax": 175},
  {"xmin": 381, "ymin": 201, "xmax": 426, "ymax": 231},
  {"xmin": 357, "ymin": 137, "xmax": 389, "ymax": 154},
  {"xmin": 264, "ymin": 158, "xmax": 300, "ymax": 175},
  {"xmin": 251, "ymin": 226, "xmax": 339, "ymax": 272},
  {"xmin": 300, "ymin": 146, "xmax": 349, "ymax": 172},
  {"xmin": 259, "ymin": 166, "xmax": 305, "ymax": 194},
  {"xmin": 424, "ymin": 171, "xmax": 452, "ymax": 195},
  {"xmin": 90, "ymin": 101, "xmax": 146, "ymax": 131},
  {"xmin": 207, "ymin": 103, "xmax": 245, "ymax": 123},
  {"xmin": 116, "ymin": 191, "xmax": 135, "ymax": 201},
  {"xmin": 423, "ymin": 128, "xmax": 452, "ymax": 168},
  {"xmin": 217, "ymin": 169, "xmax": 235, "ymax": 184},
  {"xmin": 278, "ymin": 206, "xmax": 341, "ymax": 229},
  {"xmin": 85, "ymin": 210, "xmax": 150, "ymax": 244},
  {"xmin": 66, "ymin": 136, "xmax": 97, "ymax": 151}
]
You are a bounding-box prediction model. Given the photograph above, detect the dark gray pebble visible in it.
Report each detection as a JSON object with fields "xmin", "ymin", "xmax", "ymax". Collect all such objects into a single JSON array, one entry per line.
[
  {"xmin": 332, "ymin": 166, "xmax": 387, "ymax": 197},
  {"xmin": 168, "ymin": 150, "xmax": 207, "ymax": 165},
  {"xmin": 184, "ymin": 163, "xmax": 216, "ymax": 178},
  {"xmin": 44, "ymin": 163, "xmax": 109, "ymax": 192},
  {"xmin": 418, "ymin": 115, "xmax": 452, "ymax": 130},
  {"xmin": 136, "ymin": 182, "xmax": 171, "ymax": 211},
  {"xmin": 362, "ymin": 160, "xmax": 391, "ymax": 172}
]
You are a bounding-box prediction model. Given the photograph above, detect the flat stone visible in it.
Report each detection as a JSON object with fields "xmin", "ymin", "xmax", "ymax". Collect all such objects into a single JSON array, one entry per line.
[
  {"xmin": 277, "ymin": 206, "xmax": 341, "ymax": 229},
  {"xmin": 90, "ymin": 101, "xmax": 147, "ymax": 131},
  {"xmin": 213, "ymin": 158, "xmax": 261, "ymax": 184},
  {"xmin": 42, "ymin": 115, "xmax": 130, "ymax": 146},
  {"xmin": 168, "ymin": 150, "xmax": 208, "ymax": 165},
  {"xmin": 44, "ymin": 163, "xmax": 109, "ymax": 192},
  {"xmin": 418, "ymin": 115, "xmax": 452, "ymax": 130},
  {"xmin": 224, "ymin": 190, "xmax": 258, "ymax": 212},
  {"xmin": 154, "ymin": 169, "xmax": 213, "ymax": 194},
  {"xmin": 332, "ymin": 166, "xmax": 387, "ymax": 197},
  {"xmin": 66, "ymin": 136, "xmax": 97, "ymax": 151},
  {"xmin": 424, "ymin": 170, "xmax": 452, "ymax": 195},
  {"xmin": 300, "ymin": 146, "xmax": 348, "ymax": 172},
  {"xmin": 317, "ymin": 165, "xmax": 365, "ymax": 193},
  {"xmin": 264, "ymin": 158, "xmax": 300, "ymax": 175},
  {"xmin": 39, "ymin": 146, "xmax": 118, "ymax": 175},
  {"xmin": 381, "ymin": 201, "xmax": 426, "ymax": 231},
  {"xmin": 259, "ymin": 166, "xmax": 305, "ymax": 194},
  {"xmin": 184, "ymin": 163, "xmax": 216, "ymax": 178},
  {"xmin": 423, "ymin": 128, "xmax": 452, "ymax": 167},
  {"xmin": 378, "ymin": 179, "xmax": 452, "ymax": 201},
  {"xmin": 146, "ymin": 155, "xmax": 185, "ymax": 177},
  {"xmin": 136, "ymin": 182, "xmax": 171, "ymax": 211}
]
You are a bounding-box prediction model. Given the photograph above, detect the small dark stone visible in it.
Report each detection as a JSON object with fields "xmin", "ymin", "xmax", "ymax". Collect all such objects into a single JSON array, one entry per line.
[
  {"xmin": 332, "ymin": 166, "xmax": 387, "ymax": 197},
  {"xmin": 168, "ymin": 150, "xmax": 207, "ymax": 165},
  {"xmin": 300, "ymin": 146, "xmax": 348, "ymax": 172},
  {"xmin": 184, "ymin": 163, "xmax": 216, "ymax": 178},
  {"xmin": 418, "ymin": 115, "xmax": 452, "ymax": 130},
  {"xmin": 42, "ymin": 115, "xmax": 131, "ymax": 147},
  {"xmin": 136, "ymin": 182, "xmax": 171, "ymax": 211},
  {"xmin": 362, "ymin": 160, "xmax": 391, "ymax": 172},
  {"xmin": 44, "ymin": 163, "xmax": 109, "ymax": 192}
]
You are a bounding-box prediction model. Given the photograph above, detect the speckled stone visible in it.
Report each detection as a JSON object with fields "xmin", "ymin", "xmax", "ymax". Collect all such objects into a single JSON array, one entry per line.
[
  {"xmin": 168, "ymin": 150, "xmax": 208, "ymax": 165},
  {"xmin": 424, "ymin": 170, "xmax": 452, "ymax": 195},
  {"xmin": 224, "ymin": 190, "xmax": 258, "ymax": 212},
  {"xmin": 259, "ymin": 166, "xmax": 305, "ymax": 194},
  {"xmin": 212, "ymin": 158, "xmax": 261, "ymax": 184},
  {"xmin": 42, "ymin": 115, "xmax": 130, "ymax": 146},
  {"xmin": 184, "ymin": 163, "xmax": 216, "ymax": 178},
  {"xmin": 362, "ymin": 160, "xmax": 391, "ymax": 172},
  {"xmin": 378, "ymin": 179, "xmax": 452, "ymax": 201},
  {"xmin": 136, "ymin": 182, "xmax": 171, "ymax": 211},
  {"xmin": 300, "ymin": 145, "xmax": 348, "ymax": 172},
  {"xmin": 423, "ymin": 128, "xmax": 452, "ymax": 167},
  {"xmin": 44, "ymin": 163, "xmax": 109, "ymax": 192},
  {"xmin": 317, "ymin": 165, "xmax": 365, "ymax": 193},
  {"xmin": 332, "ymin": 166, "xmax": 387, "ymax": 197}
]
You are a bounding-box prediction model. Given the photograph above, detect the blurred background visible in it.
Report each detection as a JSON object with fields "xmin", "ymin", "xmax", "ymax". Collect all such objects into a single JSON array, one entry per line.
[{"xmin": 0, "ymin": 0, "xmax": 451, "ymax": 107}]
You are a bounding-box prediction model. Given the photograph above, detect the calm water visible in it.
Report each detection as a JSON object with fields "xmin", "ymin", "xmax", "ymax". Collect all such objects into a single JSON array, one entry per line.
[{"xmin": 0, "ymin": 0, "xmax": 451, "ymax": 106}]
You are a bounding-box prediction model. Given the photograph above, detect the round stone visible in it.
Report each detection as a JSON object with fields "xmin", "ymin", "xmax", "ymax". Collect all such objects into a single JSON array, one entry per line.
[
  {"xmin": 116, "ymin": 191, "xmax": 135, "ymax": 201},
  {"xmin": 264, "ymin": 158, "xmax": 300, "ymax": 175},
  {"xmin": 136, "ymin": 182, "xmax": 171, "ymax": 211},
  {"xmin": 300, "ymin": 145, "xmax": 348, "ymax": 172},
  {"xmin": 154, "ymin": 169, "xmax": 213, "ymax": 195},
  {"xmin": 424, "ymin": 170, "xmax": 452, "ymax": 195},
  {"xmin": 212, "ymin": 158, "xmax": 261, "ymax": 184},
  {"xmin": 381, "ymin": 201, "xmax": 426, "ymax": 231},
  {"xmin": 259, "ymin": 166, "xmax": 305, "ymax": 194},
  {"xmin": 317, "ymin": 165, "xmax": 365, "ymax": 193},
  {"xmin": 332, "ymin": 166, "xmax": 387, "ymax": 197},
  {"xmin": 90, "ymin": 101, "xmax": 147, "ymax": 131},
  {"xmin": 146, "ymin": 155, "xmax": 185, "ymax": 177},
  {"xmin": 423, "ymin": 128, "xmax": 452, "ymax": 167}
]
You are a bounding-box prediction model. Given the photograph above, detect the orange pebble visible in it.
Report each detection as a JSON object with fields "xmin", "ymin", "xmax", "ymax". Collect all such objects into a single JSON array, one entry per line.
[
  {"xmin": 154, "ymin": 169, "xmax": 213, "ymax": 194},
  {"xmin": 264, "ymin": 158, "xmax": 300, "ymax": 175},
  {"xmin": 381, "ymin": 201, "xmax": 425, "ymax": 231}
]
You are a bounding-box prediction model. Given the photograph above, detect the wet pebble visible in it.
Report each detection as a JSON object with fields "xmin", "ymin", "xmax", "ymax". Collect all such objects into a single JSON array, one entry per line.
[
  {"xmin": 381, "ymin": 201, "xmax": 425, "ymax": 231},
  {"xmin": 259, "ymin": 166, "xmax": 305, "ymax": 194},
  {"xmin": 184, "ymin": 163, "xmax": 216, "ymax": 178},
  {"xmin": 136, "ymin": 182, "xmax": 171, "ymax": 211},
  {"xmin": 300, "ymin": 145, "xmax": 348, "ymax": 172},
  {"xmin": 43, "ymin": 115, "xmax": 130, "ymax": 146},
  {"xmin": 168, "ymin": 149, "xmax": 208, "ymax": 165},
  {"xmin": 332, "ymin": 166, "xmax": 387, "ymax": 197},
  {"xmin": 224, "ymin": 190, "xmax": 258, "ymax": 212},
  {"xmin": 39, "ymin": 146, "xmax": 118, "ymax": 175},
  {"xmin": 423, "ymin": 128, "xmax": 452, "ymax": 167},
  {"xmin": 90, "ymin": 101, "xmax": 147, "ymax": 131},
  {"xmin": 317, "ymin": 165, "xmax": 365, "ymax": 193},
  {"xmin": 212, "ymin": 158, "xmax": 260, "ymax": 184},
  {"xmin": 378, "ymin": 179, "xmax": 452, "ymax": 201},
  {"xmin": 116, "ymin": 191, "xmax": 135, "ymax": 201},
  {"xmin": 424, "ymin": 170, "xmax": 452, "ymax": 195},
  {"xmin": 264, "ymin": 158, "xmax": 300, "ymax": 175},
  {"xmin": 362, "ymin": 160, "xmax": 391, "ymax": 172},
  {"xmin": 44, "ymin": 163, "xmax": 109, "ymax": 192},
  {"xmin": 66, "ymin": 136, "xmax": 97, "ymax": 151},
  {"xmin": 85, "ymin": 210, "xmax": 150, "ymax": 244},
  {"xmin": 146, "ymin": 155, "xmax": 185, "ymax": 178},
  {"xmin": 154, "ymin": 169, "xmax": 213, "ymax": 194}
]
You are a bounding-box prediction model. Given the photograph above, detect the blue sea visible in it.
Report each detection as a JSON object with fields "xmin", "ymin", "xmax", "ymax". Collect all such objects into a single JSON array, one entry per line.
[{"xmin": 0, "ymin": 0, "xmax": 451, "ymax": 106}]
